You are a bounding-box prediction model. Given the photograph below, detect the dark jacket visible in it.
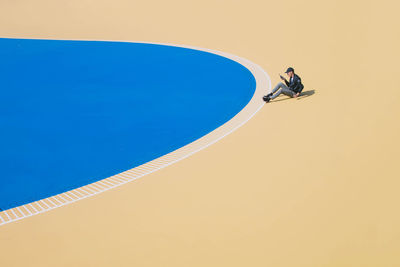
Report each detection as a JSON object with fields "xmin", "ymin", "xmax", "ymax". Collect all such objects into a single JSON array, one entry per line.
[{"xmin": 285, "ymin": 74, "xmax": 304, "ymax": 94}]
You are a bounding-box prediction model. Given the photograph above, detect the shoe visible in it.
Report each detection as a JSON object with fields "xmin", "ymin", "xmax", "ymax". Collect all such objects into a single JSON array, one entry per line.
[{"xmin": 263, "ymin": 95, "xmax": 271, "ymax": 103}]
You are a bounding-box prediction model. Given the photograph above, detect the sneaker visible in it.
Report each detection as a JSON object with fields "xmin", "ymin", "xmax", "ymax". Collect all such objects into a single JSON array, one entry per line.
[{"xmin": 263, "ymin": 95, "xmax": 271, "ymax": 103}]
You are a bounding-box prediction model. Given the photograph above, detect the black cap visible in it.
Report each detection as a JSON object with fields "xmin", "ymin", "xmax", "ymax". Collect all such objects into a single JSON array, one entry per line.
[{"xmin": 285, "ymin": 67, "xmax": 294, "ymax": 73}]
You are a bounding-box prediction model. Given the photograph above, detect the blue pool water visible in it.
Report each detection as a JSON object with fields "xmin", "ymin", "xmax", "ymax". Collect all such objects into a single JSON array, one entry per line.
[{"xmin": 0, "ymin": 38, "xmax": 256, "ymax": 211}]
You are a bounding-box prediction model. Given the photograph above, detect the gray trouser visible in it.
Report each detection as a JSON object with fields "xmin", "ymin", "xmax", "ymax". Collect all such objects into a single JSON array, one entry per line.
[{"xmin": 270, "ymin": 82, "xmax": 295, "ymax": 100}]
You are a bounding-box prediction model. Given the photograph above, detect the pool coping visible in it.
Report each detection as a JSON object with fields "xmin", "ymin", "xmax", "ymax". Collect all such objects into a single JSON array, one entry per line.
[{"xmin": 0, "ymin": 41, "xmax": 270, "ymax": 226}]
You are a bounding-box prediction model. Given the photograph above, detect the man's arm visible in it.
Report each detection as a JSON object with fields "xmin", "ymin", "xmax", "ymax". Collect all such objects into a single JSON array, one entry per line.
[
  {"xmin": 298, "ymin": 83, "xmax": 304, "ymax": 94},
  {"xmin": 291, "ymin": 76, "xmax": 302, "ymax": 93},
  {"xmin": 284, "ymin": 79, "xmax": 290, "ymax": 86}
]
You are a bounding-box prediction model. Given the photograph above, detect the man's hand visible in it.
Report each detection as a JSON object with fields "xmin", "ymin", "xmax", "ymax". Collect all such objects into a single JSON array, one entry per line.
[{"xmin": 293, "ymin": 93, "xmax": 300, "ymax": 98}]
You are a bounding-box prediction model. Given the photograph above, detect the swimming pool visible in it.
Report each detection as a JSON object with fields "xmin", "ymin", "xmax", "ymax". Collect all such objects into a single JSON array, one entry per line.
[{"xmin": 0, "ymin": 38, "xmax": 257, "ymax": 211}]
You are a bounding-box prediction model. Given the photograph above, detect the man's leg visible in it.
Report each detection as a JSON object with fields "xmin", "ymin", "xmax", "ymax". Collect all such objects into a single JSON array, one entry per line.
[
  {"xmin": 270, "ymin": 82, "xmax": 285, "ymax": 95},
  {"xmin": 270, "ymin": 83, "xmax": 294, "ymax": 100}
]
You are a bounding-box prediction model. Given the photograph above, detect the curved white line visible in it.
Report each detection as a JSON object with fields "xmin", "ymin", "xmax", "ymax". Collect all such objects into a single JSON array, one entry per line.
[{"xmin": 0, "ymin": 40, "xmax": 270, "ymax": 226}]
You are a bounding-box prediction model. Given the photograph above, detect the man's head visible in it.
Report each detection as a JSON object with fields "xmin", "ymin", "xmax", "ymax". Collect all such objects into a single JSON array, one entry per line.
[{"xmin": 285, "ymin": 67, "xmax": 294, "ymax": 78}]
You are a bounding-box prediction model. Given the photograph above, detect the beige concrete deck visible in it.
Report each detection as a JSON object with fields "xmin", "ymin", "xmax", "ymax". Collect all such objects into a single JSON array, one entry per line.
[{"xmin": 0, "ymin": 0, "xmax": 399, "ymax": 266}]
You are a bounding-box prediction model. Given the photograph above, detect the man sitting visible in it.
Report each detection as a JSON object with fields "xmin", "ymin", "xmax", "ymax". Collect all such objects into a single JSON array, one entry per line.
[{"xmin": 263, "ymin": 67, "xmax": 304, "ymax": 103}]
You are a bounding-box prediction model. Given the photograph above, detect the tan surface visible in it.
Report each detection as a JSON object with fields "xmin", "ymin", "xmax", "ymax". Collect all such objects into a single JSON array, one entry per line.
[{"xmin": 0, "ymin": 0, "xmax": 399, "ymax": 266}]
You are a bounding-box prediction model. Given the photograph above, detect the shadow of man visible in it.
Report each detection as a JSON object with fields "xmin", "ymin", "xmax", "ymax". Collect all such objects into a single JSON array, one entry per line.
[
  {"xmin": 270, "ymin": 90, "xmax": 315, "ymax": 103},
  {"xmin": 297, "ymin": 90, "xmax": 315, "ymax": 100}
]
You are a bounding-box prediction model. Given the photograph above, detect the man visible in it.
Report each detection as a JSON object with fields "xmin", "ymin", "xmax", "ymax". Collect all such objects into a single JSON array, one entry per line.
[{"xmin": 263, "ymin": 67, "xmax": 304, "ymax": 103}]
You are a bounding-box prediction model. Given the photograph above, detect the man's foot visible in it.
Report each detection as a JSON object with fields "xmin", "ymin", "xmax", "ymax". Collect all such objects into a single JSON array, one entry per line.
[{"xmin": 263, "ymin": 95, "xmax": 271, "ymax": 103}]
